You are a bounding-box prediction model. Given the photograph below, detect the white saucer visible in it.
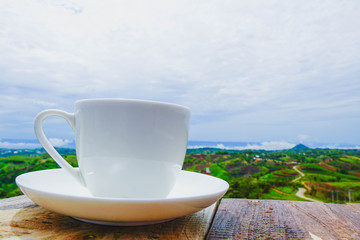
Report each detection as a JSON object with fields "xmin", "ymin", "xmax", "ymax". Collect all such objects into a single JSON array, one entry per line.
[{"xmin": 15, "ymin": 169, "xmax": 229, "ymax": 226}]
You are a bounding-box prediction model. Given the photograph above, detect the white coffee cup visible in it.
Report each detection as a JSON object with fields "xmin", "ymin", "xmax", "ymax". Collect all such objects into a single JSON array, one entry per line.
[{"xmin": 34, "ymin": 99, "xmax": 191, "ymax": 198}]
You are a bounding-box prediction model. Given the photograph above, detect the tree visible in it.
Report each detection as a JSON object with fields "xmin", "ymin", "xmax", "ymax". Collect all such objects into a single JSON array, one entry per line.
[{"xmin": 310, "ymin": 185, "xmax": 317, "ymax": 196}]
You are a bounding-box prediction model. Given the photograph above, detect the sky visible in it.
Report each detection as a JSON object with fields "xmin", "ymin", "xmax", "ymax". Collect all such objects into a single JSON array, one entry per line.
[{"xmin": 0, "ymin": 0, "xmax": 360, "ymax": 149}]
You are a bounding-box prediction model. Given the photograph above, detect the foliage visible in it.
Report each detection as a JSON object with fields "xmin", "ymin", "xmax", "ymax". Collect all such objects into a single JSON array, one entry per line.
[
  {"xmin": 0, "ymin": 153, "xmax": 77, "ymax": 198},
  {"xmin": 1, "ymin": 147, "xmax": 360, "ymax": 203}
]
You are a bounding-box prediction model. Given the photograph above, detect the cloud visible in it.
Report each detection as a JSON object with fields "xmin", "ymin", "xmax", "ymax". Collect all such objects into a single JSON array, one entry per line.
[
  {"xmin": 188, "ymin": 141, "xmax": 296, "ymax": 151},
  {"xmin": 0, "ymin": 138, "xmax": 73, "ymax": 149},
  {"xmin": 1, "ymin": 138, "xmax": 360, "ymax": 150},
  {"xmin": 48, "ymin": 138, "xmax": 73, "ymax": 147},
  {"xmin": 0, "ymin": 140, "xmax": 41, "ymax": 149},
  {"xmin": 188, "ymin": 141, "xmax": 360, "ymax": 150},
  {"xmin": 298, "ymin": 134, "xmax": 309, "ymax": 143},
  {"xmin": 308, "ymin": 143, "xmax": 360, "ymax": 150},
  {"xmin": 0, "ymin": 0, "xmax": 359, "ymax": 144}
]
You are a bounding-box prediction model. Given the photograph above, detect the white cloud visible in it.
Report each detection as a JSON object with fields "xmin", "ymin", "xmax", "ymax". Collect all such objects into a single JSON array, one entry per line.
[
  {"xmin": 0, "ymin": 0, "xmax": 359, "ymax": 144},
  {"xmin": 48, "ymin": 138, "xmax": 72, "ymax": 147},
  {"xmin": 309, "ymin": 143, "xmax": 360, "ymax": 150},
  {"xmin": 0, "ymin": 141, "xmax": 41, "ymax": 149},
  {"xmin": 188, "ymin": 141, "xmax": 296, "ymax": 151},
  {"xmin": 0, "ymin": 138, "xmax": 73, "ymax": 149},
  {"xmin": 298, "ymin": 134, "xmax": 309, "ymax": 143}
]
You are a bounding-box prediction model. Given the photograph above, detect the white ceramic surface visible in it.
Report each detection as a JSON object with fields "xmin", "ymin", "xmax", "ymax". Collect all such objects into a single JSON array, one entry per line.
[
  {"xmin": 34, "ymin": 99, "xmax": 191, "ymax": 198},
  {"xmin": 16, "ymin": 169, "xmax": 229, "ymax": 226}
]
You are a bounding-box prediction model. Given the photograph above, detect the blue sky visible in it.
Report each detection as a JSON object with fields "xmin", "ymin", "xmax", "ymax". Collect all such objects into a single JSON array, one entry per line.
[{"xmin": 0, "ymin": 0, "xmax": 360, "ymax": 148}]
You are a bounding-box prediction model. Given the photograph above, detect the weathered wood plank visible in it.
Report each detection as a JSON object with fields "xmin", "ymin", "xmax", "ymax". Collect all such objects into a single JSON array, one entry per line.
[
  {"xmin": 206, "ymin": 199, "xmax": 360, "ymax": 240},
  {"xmin": 0, "ymin": 195, "xmax": 218, "ymax": 239}
]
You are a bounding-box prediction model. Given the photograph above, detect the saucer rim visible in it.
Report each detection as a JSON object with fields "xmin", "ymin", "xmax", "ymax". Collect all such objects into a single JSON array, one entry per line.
[{"xmin": 16, "ymin": 168, "xmax": 229, "ymax": 203}]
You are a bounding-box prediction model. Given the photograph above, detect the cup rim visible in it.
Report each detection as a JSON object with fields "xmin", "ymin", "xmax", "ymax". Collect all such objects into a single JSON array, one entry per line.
[{"xmin": 75, "ymin": 98, "xmax": 190, "ymax": 112}]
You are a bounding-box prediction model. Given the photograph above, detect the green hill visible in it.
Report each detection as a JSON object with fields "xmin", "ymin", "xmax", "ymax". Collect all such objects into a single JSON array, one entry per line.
[
  {"xmin": 1, "ymin": 147, "xmax": 360, "ymax": 203},
  {"xmin": 291, "ymin": 144, "xmax": 310, "ymax": 150}
]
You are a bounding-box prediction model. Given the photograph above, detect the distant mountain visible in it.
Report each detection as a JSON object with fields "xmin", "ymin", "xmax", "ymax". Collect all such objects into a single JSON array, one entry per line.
[{"xmin": 291, "ymin": 144, "xmax": 310, "ymax": 150}]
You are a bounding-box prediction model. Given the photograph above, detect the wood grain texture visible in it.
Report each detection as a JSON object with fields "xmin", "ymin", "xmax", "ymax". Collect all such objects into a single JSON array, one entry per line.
[
  {"xmin": 0, "ymin": 195, "xmax": 218, "ymax": 240},
  {"xmin": 206, "ymin": 199, "xmax": 360, "ymax": 240}
]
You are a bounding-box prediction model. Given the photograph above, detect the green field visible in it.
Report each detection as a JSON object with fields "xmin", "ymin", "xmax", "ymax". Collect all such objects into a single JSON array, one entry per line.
[
  {"xmin": 329, "ymin": 182, "xmax": 360, "ymax": 189},
  {"xmin": 262, "ymin": 189, "xmax": 307, "ymax": 201},
  {"xmin": 1, "ymin": 147, "xmax": 360, "ymax": 203},
  {"xmin": 0, "ymin": 154, "xmax": 77, "ymax": 198}
]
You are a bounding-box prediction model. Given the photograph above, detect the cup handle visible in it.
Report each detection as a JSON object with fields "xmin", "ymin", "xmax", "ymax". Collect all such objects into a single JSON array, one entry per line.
[{"xmin": 34, "ymin": 109, "xmax": 85, "ymax": 186}]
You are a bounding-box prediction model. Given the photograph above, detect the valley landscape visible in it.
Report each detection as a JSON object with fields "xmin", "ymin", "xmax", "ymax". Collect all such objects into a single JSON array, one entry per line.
[{"xmin": 1, "ymin": 145, "xmax": 360, "ymax": 203}]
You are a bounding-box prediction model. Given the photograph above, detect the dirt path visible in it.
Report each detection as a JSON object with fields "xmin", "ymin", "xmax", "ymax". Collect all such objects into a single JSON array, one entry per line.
[
  {"xmin": 292, "ymin": 165, "xmax": 304, "ymax": 182},
  {"xmin": 292, "ymin": 166, "xmax": 322, "ymax": 202},
  {"xmin": 271, "ymin": 188, "xmax": 291, "ymax": 195},
  {"xmin": 295, "ymin": 187, "xmax": 322, "ymax": 202}
]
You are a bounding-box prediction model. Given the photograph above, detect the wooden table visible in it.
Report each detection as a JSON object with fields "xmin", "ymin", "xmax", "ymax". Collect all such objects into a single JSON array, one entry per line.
[{"xmin": 1, "ymin": 196, "xmax": 359, "ymax": 239}]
